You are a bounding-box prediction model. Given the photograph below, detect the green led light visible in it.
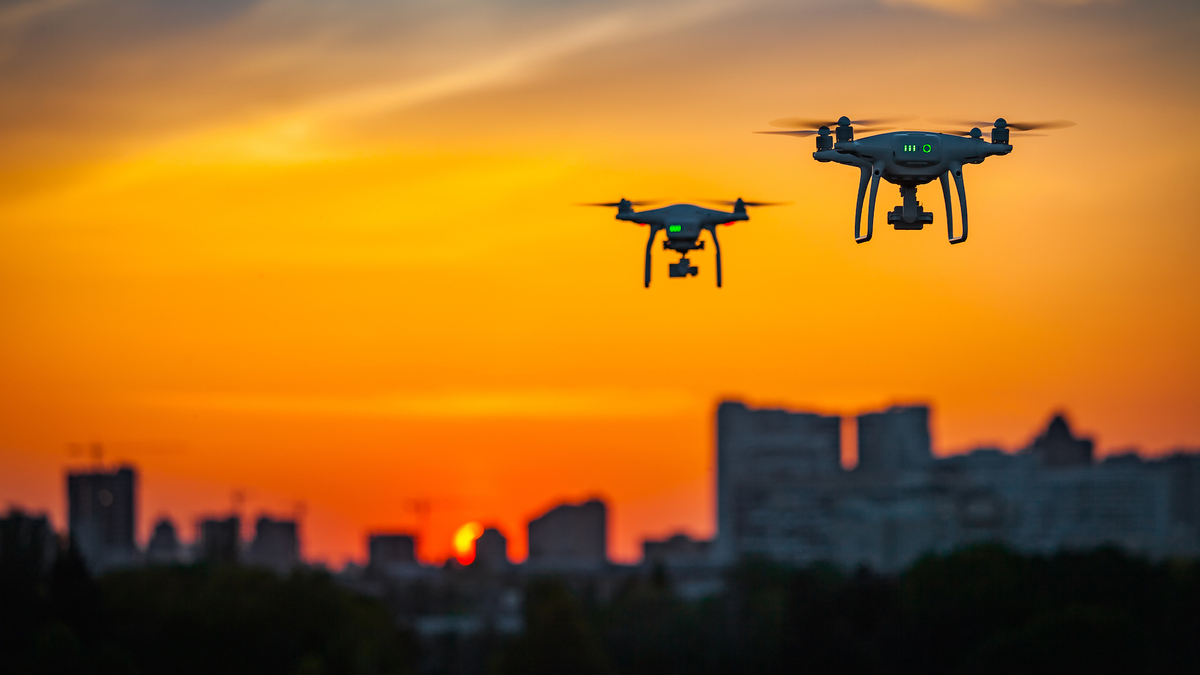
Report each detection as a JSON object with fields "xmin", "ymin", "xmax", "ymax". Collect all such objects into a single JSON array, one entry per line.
[
  {"xmin": 922, "ymin": 144, "xmax": 932, "ymax": 153},
  {"xmin": 669, "ymin": 225, "xmax": 682, "ymax": 232}
]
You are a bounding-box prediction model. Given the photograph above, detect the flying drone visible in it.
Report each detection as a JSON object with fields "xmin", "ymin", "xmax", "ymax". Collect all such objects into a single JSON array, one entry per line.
[
  {"xmin": 759, "ymin": 116, "xmax": 1074, "ymax": 243},
  {"xmin": 581, "ymin": 198, "xmax": 784, "ymax": 288}
]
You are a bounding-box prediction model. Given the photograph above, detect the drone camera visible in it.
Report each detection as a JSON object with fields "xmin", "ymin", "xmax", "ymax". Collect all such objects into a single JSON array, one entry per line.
[
  {"xmin": 669, "ymin": 257, "xmax": 699, "ymax": 278},
  {"xmin": 888, "ymin": 186, "xmax": 934, "ymax": 230},
  {"xmin": 888, "ymin": 207, "xmax": 933, "ymax": 230}
]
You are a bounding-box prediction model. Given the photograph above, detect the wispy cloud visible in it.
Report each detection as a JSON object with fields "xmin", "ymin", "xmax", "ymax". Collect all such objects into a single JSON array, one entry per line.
[
  {"xmin": 0, "ymin": 0, "xmax": 86, "ymax": 29},
  {"xmin": 288, "ymin": 0, "xmax": 745, "ymax": 124},
  {"xmin": 878, "ymin": 0, "xmax": 1110, "ymax": 16}
]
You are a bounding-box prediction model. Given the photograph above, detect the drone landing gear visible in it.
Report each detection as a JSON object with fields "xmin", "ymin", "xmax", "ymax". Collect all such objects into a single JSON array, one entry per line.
[
  {"xmin": 888, "ymin": 186, "xmax": 934, "ymax": 230},
  {"xmin": 669, "ymin": 257, "xmax": 699, "ymax": 278}
]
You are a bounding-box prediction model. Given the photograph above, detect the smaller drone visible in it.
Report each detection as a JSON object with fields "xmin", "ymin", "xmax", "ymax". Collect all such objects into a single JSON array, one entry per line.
[
  {"xmin": 582, "ymin": 198, "xmax": 783, "ymax": 287},
  {"xmin": 760, "ymin": 116, "xmax": 1073, "ymax": 243}
]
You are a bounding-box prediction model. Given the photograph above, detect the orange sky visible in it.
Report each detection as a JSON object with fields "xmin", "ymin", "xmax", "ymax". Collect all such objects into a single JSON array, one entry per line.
[{"xmin": 1, "ymin": 0, "xmax": 1198, "ymax": 566}]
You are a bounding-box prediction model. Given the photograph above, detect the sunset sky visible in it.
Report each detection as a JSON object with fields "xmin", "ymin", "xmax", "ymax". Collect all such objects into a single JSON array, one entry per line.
[{"xmin": 1, "ymin": 0, "xmax": 1197, "ymax": 566}]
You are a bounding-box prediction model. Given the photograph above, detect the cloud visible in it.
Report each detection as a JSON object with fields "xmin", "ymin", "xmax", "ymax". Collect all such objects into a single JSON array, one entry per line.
[
  {"xmin": 0, "ymin": 0, "xmax": 756, "ymax": 168},
  {"xmin": 878, "ymin": 0, "xmax": 1111, "ymax": 16},
  {"xmin": 0, "ymin": 0, "xmax": 85, "ymax": 29},
  {"xmin": 138, "ymin": 387, "xmax": 705, "ymax": 419}
]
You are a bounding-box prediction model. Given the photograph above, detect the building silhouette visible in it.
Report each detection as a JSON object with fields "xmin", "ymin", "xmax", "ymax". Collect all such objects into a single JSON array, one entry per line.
[
  {"xmin": 643, "ymin": 533, "xmax": 711, "ymax": 567},
  {"xmin": 0, "ymin": 508, "xmax": 57, "ymax": 574},
  {"xmin": 1030, "ymin": 413, "xmax": 1094, "ymax": 466},
  {"xmin": 857, "ymin": 405, "xmax": 932, "ymax": 473},
  {"xmin": 198, "ymin": 516, "xmax": 240, "ymax": 564},
  {"xmin": 249, "ymin": 516, "xmax": 299, "ymax": 572},
  {"xmin": 716, "ymin": 400, "xmax": 1200, "ymax": 572},
  {"xmin": 473, "ymin": 527, "xmax": 509, "ymax": 569},
  {"xmin": 146, "ymin": 517, "xmax": 182, "ymax": 564},
  {"xmin": 714, "ymin": 404, "xmax": 841, "ymax": 564},
  {"xmin": 368, "ymin": 533, "xmax": 417, "ymax": 569},
  {"xmin": 67, "ymin": 465, "xmax": 137, "ymax": 571},
  {"xmin": 527, "ymin": 499, "xmax": 607, "ymax": 571}
]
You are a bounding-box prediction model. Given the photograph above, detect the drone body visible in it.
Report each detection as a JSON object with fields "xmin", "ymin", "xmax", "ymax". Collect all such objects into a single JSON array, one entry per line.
[
  {"xmin": 586, "ymin": 198, "xmax": 776, "ymax": 288},
  {"xmin": 763, "ymin": 116, "xmax": 1071, "ymax": 243},
  {"xmin": 814, "ymin": 120, "xmax": 1010, "ymax": 244}
]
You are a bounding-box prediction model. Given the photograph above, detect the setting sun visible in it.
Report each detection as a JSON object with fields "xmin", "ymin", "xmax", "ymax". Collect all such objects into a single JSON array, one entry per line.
[{"xmin": 453, "ymin": 522, "xmax": 484, "ymax": 565}]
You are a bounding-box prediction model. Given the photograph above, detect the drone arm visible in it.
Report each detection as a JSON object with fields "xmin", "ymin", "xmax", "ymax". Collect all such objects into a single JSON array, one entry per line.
[
  {"xmin": 707, "ymin": 226, "xmax": 723, "ymax": 288},
  {"xmin": 864, "ymin": 163, "xmax": 883, "ymax": 243},
  {"xmin": 949, "ymin": 163, "xmax": 967, "ymax": 244},
  {"xmin": 854, "ymin": 165, "xmax": 872, "ymax": 243},
  {"xmin": 644, "ymin": 225, "xmax": 660, "ymax": 288}
]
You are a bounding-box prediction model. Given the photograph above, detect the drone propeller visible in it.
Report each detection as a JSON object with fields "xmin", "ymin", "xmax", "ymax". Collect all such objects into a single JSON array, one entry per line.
[
  {"xmin": 703, "ymin": 198, "xmax": 790, "ymax": 207},
  {"xmin": 577, "ymin": 199, "xmax": 660, "ymax": 207},
  {"xmin": 932, "ymin": 118, "xmax": 1075, "ymax": 132},
  {"xmin": 755, "ymin": 128, "xmax": 894, "ymax": 137},
  {"xmin": 933, "ymin": 129, "xmax": 1048, "ymax": 138},
  {"xmin": 755, "ymin": 129, "xmax": 821, "ymax": 137},
  {"xmin": 768, "ymin": 115, "xmax": 915, "ymax": 130}
]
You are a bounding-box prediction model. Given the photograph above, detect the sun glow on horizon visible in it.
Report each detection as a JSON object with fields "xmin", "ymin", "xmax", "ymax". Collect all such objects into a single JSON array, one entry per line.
[{"xmin": 453, "ymin": 522, "xmax": 484, "ymax": 565}]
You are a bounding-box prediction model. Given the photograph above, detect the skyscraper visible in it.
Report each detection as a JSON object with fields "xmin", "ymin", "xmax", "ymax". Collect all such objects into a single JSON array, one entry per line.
[
  {"xmin": 714, "ymin": 401, "xmax": 841, "ymax": 564},
  {"xmin": 67, "ymin": 465, "xmax": 137, "ymax": 571}
]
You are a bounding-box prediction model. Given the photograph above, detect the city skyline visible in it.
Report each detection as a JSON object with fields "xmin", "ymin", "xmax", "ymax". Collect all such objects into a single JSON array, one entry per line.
[{"xmin": 6, "ymin": 401, "xmax": 1196, "ymax": 568}]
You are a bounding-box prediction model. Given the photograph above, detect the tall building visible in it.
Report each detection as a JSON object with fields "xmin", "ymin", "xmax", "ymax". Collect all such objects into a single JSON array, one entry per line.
[
  {"xmin": 473, "ymin": 527, "xmax": 509, "ymax": 569},
  {"xmin": 146, "ymin": 518, "xmax": 182, "ymax": 564},
  {"xmin": 526, "ymin": 499, "xmax": 607, "ymax": 570},
  {"xmin": 856, "ymin": 405, "xmax": 932, "ymax": 473},
  {"xmin": 368, "ymin": 533, "xmax": 417, "ymax": 570},
  {"xmin": 249, "ymin": 516, "xmax": 299, "ymax": 572},
  {"xmin": 198, "ymin": 516, "xmax": 240, "ymax": 563},
  {"xmin": 714, "ymin": 401, "xmax": 841, "ymax": 564},
  {"xmin": 67, "ymin": 465, "xmax": 137, "ymax": 571},
  {"xmin": 715, "ymin": 400, "xmax": 1200, "ymax": 572}
]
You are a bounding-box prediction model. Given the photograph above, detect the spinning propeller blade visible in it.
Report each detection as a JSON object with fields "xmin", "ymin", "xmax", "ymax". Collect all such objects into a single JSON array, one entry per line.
[
  {"xmin": 932, "ymin": 117, "xmax": 1075, "ymax": 131},
  {"xmin": 577, "ymin": 199, "xmax": 659, "ymax": 207},
  {"xmin": 755, "ymin": 128, "xmax": 894, "ymax": 137},
  {"xmin": 702, "ymin": 199, "xmax": 790, "ymax": 207},
  {"xmin": 754, "ymin": 130, "xmax": 821, "ymax": 137},
  {"xmin": 933, "ymin": 128, "xmax": 1049, "ymax": 138},
  {"xmin": 768, "ymin": 115, "xmax": 914, "ymax": 129}
]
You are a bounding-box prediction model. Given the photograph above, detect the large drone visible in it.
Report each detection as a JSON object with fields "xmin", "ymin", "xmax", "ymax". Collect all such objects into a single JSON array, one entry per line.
[
  {"xmin": 760, "ymin": 116, "xmax": 1073, "ymax": 243},
  {"xmin": 582, "ymin": 198, "xmax": 782, "ymax": 288}
]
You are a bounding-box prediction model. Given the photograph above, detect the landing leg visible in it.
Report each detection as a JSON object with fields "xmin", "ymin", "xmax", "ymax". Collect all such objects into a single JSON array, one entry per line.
[
  {"xmin": 643, "ymin": 226, "xmax": 659, "ymax": 287},
  {"xmin": 854, "ymin": 165, "xmax": 872, "ymax": 243},
  {"xmin": 950, "ymin": 164, "xmax": 967, "ymax": 244},
  {"xmin": 939, "ymin": 172, "xmax": 955, "ymax": 241},
  {"xmin": 865, "ymin": 165, "xmax": 882, "ymax": 242},
  {"xmin": 709, "ymin": 227, "xmax": 723, "ymax": 288}
]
